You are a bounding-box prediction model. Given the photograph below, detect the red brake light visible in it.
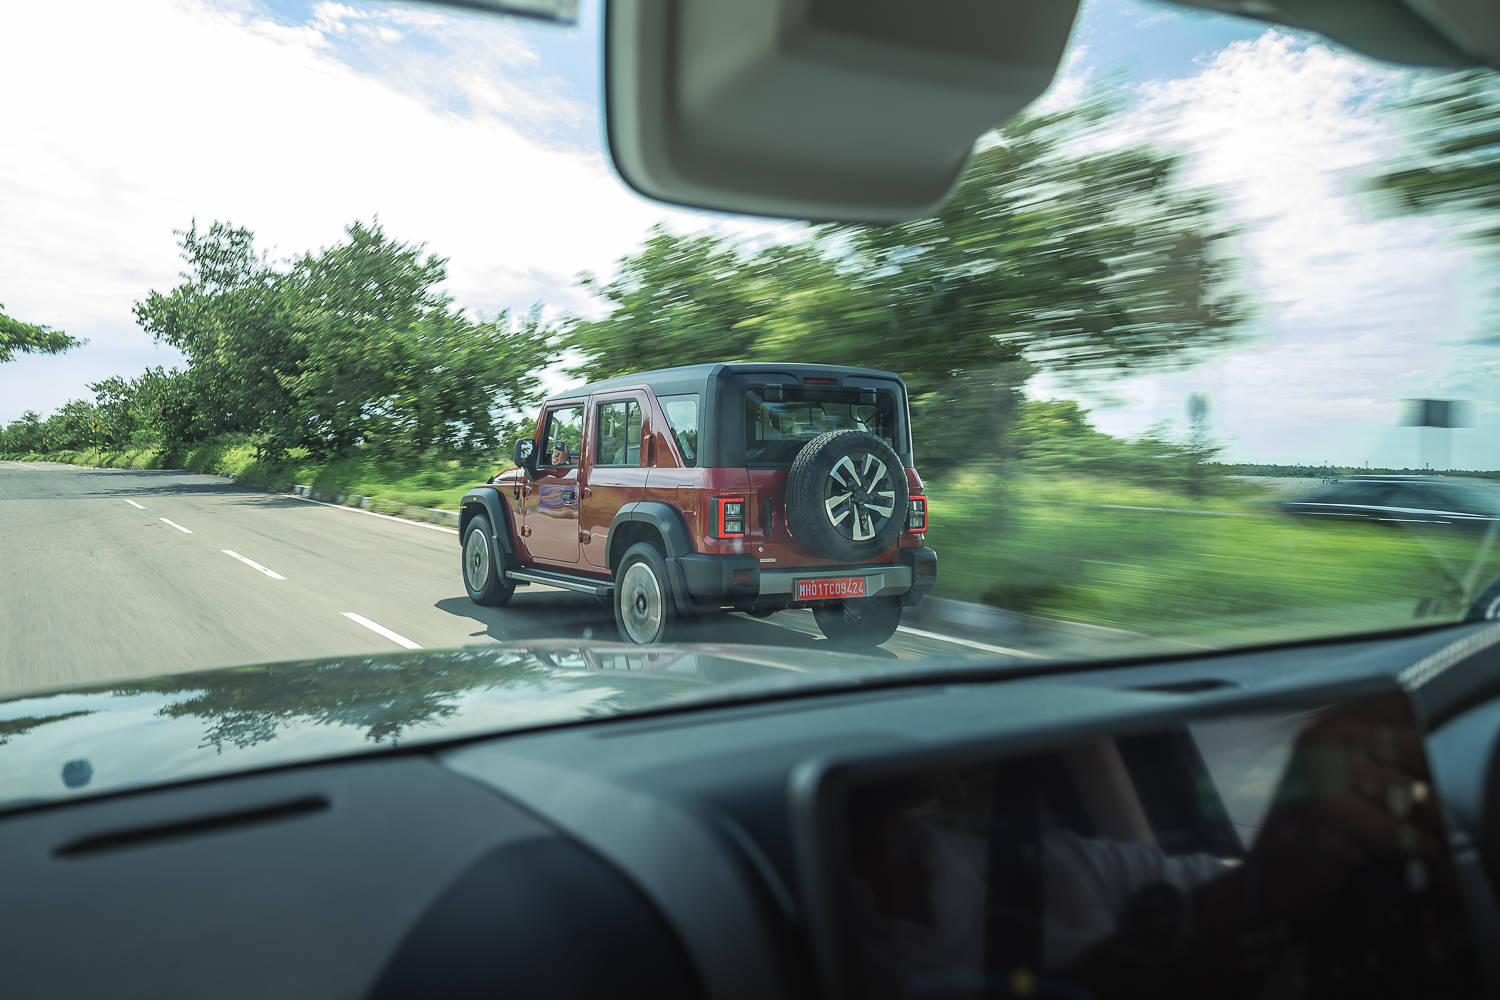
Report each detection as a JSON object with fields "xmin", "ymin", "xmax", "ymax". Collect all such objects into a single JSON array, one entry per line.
[
  {"xmin": 802, "ymin": 377, "xmax": 838, "ymax": 385},
  {"xmin": 715, "ymin": 497, "xmax": 747, "ymax": 538},
  {"xmin": 907, "ymin": 495, "xmax": 927, "ymax": 532}
]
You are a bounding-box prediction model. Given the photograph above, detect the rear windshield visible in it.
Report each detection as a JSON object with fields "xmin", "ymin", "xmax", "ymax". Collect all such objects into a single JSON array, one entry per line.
[{"xmin": 740, "ymin": 386, "xmax": 903, "ymax": 467}]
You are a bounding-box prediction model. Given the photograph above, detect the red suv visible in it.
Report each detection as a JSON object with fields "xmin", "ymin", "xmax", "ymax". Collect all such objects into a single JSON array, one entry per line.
[{"xmin": 458, "ymin": 363, "xmax": 936, "ymax": 646}]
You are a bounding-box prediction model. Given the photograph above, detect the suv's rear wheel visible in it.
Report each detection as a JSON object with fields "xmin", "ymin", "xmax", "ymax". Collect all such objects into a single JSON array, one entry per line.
[
  {"xmin": 614, "ymin": 542, "xmax": 678, "ymax": 644},
  {"xmin": 786, "ymin": 430, "xmax": 910, "ymax": 562},
  {"xmin": 462, "ymin": 515, "xmax": 516, "ymax": 607},
  {"xmin": 813, "ymin": 596, "xmax": 902, "ymax": 647}
]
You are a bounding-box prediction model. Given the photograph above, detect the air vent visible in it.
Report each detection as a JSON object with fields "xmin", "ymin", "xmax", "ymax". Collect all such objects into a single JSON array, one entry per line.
[{"xmin": 54, "ymin": 795, "xmax": 329, "ymax": 858}]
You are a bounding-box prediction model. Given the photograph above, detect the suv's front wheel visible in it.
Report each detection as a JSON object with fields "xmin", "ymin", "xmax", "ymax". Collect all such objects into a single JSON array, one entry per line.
[
  {"xmin": 813, "ymin": 596, "xmax": 902, "ymax": 647},
  {"xmin": 614, "ymin": 542, "xmax": 678, "ymax": 644},
  {"xmin": 462, "ymin": 515, "xmax": 516, "ymax": 607}
]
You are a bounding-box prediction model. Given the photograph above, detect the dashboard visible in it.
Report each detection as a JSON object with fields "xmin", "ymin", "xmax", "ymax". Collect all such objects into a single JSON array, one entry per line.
[{"xmin": 6, "ymin": 621, "xmax": 1500, "ymax": 999}]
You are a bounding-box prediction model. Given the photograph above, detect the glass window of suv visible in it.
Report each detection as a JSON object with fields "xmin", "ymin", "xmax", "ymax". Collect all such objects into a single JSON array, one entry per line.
[
  {"xmin": 741, "ymin": 387, "xmax": 900, "ymax": 466},
  {"xmin": 596, "ymin": 400, "xmax": 642, "ymax": 466},
  {"xmin": 658, "ymin": 395, "xmax": 699, "ymax": 467},
  {"xmin": 541, "ymin": 405, "xmax": 584, "ymax": 468}
]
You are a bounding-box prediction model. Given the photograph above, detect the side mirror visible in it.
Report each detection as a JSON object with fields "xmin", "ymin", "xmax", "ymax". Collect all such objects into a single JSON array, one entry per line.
[{"xmin": 512, "ymin": 438, "xmax": 536, "ymax": 476}]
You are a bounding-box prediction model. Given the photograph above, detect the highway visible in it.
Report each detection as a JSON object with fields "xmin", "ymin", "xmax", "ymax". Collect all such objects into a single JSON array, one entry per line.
[{"xmin": 0, "ymin": 461, "xmax": 1019, "ymax": 696}]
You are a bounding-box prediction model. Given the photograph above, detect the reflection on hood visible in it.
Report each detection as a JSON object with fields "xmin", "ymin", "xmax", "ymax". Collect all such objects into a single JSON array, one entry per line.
[{"xmin": 0, "ymin": 640, "xmax": 885, "ymax": 813}]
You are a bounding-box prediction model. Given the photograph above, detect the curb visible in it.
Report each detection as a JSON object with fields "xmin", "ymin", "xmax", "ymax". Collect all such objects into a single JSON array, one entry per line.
[{"xmin": 292, "ymin": 485, "xmax": 460, "ymax": 528}]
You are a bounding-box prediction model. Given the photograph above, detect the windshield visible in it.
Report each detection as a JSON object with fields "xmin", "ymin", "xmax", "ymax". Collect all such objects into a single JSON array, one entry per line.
[{"xmin": 3, "ymin": 0, "xmax": 1500, "ymax": 725}]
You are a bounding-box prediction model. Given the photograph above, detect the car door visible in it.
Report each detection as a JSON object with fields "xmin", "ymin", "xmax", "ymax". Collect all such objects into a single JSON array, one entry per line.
[
  {"xmin": 528, "ymin": 403, "xmax": 585, "ymax": 565},
  {"xmin": 583, "ymin": 392, "xmax": 648, "ymax": 570}
]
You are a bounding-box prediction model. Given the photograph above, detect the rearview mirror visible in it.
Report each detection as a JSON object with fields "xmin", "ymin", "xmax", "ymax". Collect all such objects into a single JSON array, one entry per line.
[
  {"xmin": 605, "ymin": 0, "xmax": 1080, "ymax": 223},
  {"xmin": 512, "ymin": 438, "xmax": 536, "ymax": 475},
  {"xmin": 602, "ymin": 0, "xmax": 1497, "ymax": 224}
]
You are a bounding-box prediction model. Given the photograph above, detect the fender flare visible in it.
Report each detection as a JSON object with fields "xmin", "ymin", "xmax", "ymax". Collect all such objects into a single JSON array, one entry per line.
[
  {"xmin": 459, "ymin": 487, "xmax": 518, "ymax": 559},
  {"xmin": 608, "ymin": 502, "xmax": 698, "ymax": 617},
  {"xmin": 607, "ymin": 501, "xmax": 694, "ymax": 563}
]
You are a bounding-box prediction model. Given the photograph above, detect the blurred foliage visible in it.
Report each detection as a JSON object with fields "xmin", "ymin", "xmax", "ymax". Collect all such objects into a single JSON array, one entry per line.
[
  {"xmin": 1369, "ymin": 69, "xmax": 1500, "ymax": 342},
  {"xmin": 1371, "ymin": 70, "xmax": 1500, "ymax": 236},
  {"xmin": 1012, "ymin": 398, "xmax": 1220, "ymax": 495},
  {"xmin": 0, "ymin": 303, "xmax": 83, "ymax": 363},
  {"xmin": 927, "ymin": 471, "xmax": 1500, "ymax": 632},
  {"xmin": 567, "ymin": 99, "xmax": 1252, "ymax": 464}
]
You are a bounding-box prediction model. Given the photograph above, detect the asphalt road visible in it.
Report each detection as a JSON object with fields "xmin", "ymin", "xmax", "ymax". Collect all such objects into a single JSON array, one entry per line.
[{"xmin": 0, "ymin": 461, "xmax": 1018, "ymax": 696}]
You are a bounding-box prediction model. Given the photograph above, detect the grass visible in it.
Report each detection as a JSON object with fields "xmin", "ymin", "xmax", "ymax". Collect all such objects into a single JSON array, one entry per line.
[{"xmin": 924, "ymin": 469, "xmax": 1500, "ymax": 637}]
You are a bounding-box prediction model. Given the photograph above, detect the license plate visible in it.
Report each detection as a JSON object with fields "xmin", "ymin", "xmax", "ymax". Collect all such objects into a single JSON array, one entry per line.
[{"xmin": 796, "ymin": 577, "xmax": 866, "ymax": 601}]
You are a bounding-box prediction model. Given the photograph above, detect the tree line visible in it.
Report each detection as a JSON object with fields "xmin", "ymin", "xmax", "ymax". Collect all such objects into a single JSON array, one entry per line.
[
  {"xmin": 3, "ymin": 220, "xmax": 554, "ymax": 459},
  {"xmin": 5, "ymin": 74, "xmax": 1495, "ymax": 474}
]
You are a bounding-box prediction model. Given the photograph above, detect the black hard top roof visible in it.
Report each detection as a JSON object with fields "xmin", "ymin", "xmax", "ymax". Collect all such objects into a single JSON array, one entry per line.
[{"xmin": 544, "ymin": 362, "xmax": 905, "ymax": 404}]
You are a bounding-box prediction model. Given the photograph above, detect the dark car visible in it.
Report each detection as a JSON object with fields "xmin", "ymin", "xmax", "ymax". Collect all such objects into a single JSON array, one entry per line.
[
  {"xmin": 457, "ymin": 363, "xmax": 938, "ymax": 647},
  {"xmin": 1278, "ymin": 475, "xmax": 1500, "ymax": 532}
]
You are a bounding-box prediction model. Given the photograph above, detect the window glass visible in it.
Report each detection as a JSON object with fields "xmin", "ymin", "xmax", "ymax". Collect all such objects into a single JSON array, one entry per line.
[
  {"xmin": 741, "ymin": 388, "xmax": 898, "ymax": 466},
  {"xmin": 659, "ymin": 395, "xmax": 699, "ymax": 468},
  {"xmin": 542, "ymin": 406, "xmax": 583, "ymax": 467},
  {"xmin": 596, "ymin": 399, "xmax": 641, "ymax": 466}
]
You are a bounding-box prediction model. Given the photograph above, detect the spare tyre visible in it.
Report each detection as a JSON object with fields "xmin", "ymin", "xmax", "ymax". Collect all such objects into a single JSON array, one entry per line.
[{"xmin": 786, "ymin": 430, "xmax": 910, "ymax": 562}]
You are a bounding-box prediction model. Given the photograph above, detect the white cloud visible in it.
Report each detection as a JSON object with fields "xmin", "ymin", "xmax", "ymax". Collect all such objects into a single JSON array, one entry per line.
[
  {"xmin": 0, "ymin": 0, "xmax": 782, "ymax": 420},
  {"xmin": 1037, "ymin": 29, "xmax": 1500, "ymax": 468}
]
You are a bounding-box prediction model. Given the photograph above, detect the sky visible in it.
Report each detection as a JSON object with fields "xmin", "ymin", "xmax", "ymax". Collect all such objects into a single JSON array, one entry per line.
[{"xmin": 1, "ymin": 0, "xmax": 1496, "ymax": 468}]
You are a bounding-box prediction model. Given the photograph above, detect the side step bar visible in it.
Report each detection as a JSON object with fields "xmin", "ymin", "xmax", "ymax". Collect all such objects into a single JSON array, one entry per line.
[{"xmin": 505, "ymin": 568, "xmax": 614, "ymax": 597}]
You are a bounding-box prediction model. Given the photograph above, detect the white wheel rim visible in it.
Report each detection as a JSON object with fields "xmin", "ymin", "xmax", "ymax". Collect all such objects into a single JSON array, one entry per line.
[
  {"xmin": 465, "ymin": 529, "xmax": 490, "ymax": 591},
  {"xmin": 620, "ymin": 561, "xmax": 664, "ymax": 643},
  {"xmin": 825, "ymin": 452, "xmax": 896, "ymax": 542}
]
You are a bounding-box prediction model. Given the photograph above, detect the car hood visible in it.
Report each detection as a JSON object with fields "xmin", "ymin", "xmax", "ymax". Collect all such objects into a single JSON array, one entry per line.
[{"xmin": 0, "ymin": 640, "xmax": 927, "ymax": 814}]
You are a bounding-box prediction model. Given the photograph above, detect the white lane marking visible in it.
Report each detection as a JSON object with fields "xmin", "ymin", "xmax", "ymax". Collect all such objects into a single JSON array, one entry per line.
[
  {"xmin": 342, "ymin": 612, "xmax": 422, "ymax": 650},
  {"xmin": 289, "ymin": 493, "xmax": 458, "ymax": 535},
  {"xmin": 159, "ymin": 517, "xmax": 193, "ymax": 534},
  {"xmin": 124, "ymin": 499, "xmax": 145, "ymax": 509},
  {"xmin": 778, "ymin": 608, "xmax": 1049, "ymax": 659},
  {"xmin": 894, "ymin": 624, "xmax": 1049, "ymax": 659},
  {"xmin": 221, "ymin": 549, "xmax": 286, "ymax": 581}
]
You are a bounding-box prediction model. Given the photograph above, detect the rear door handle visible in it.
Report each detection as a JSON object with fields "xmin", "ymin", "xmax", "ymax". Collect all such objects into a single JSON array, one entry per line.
[{"xmin": 582, "ymin": 486, "xmax": 593, "ymax": 499}]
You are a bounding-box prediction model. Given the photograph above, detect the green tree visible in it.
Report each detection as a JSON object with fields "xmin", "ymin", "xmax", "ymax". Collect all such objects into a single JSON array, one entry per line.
[
  {"xmin": 1371, "ymin": 70, "xmax": 1500, "ymax": 234},
  {"xmin": 132, "ymin": 218, "xmax": 555, "ymax": 457},
  {"xmin": 134, "ymin": 221, "xmax": 300, "ymax": 446},
  {"xmin": 565, "ymin": 229, "xmax": 771, "ymax": 378},
  {"xmin": 1009, "ymin": 398, "xmax": 1220, "ymax": 490},
  {"xmin": 0, "ymin": 304, "xmax": 83, "ymax": 362},
  {"xmin": 0, "ymin": 411, "xmax": 47, "ymax": 452},
  {"xmin": 1369, "ymin": 70, "xmax": 1500, "ymax": 341},
  {"xmin": 282, "ymin": 220, "xmax": 555, "ymax": 455},
  {"xmin": 565, "ymin": 99, "xmax": 1250, "ymax": 463},
  {"xmin": 87, "ymin": 376, "xmax": 138, "ymax": 447}
]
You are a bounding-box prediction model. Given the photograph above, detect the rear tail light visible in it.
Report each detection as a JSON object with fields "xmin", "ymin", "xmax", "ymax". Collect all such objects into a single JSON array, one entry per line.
[
  {"xmin": 715, "ymin": 497, "xmax": 747, "ymax": 538},
  {"xmin": 907, "ymin": 496, "xmax": 927, "ymax": 532}
]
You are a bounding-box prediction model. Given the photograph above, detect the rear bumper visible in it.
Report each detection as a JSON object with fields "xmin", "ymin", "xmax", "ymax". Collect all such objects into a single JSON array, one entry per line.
[{"xmin": 672, "ymin": 547, "xmax": 937, "ymax": 612}]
